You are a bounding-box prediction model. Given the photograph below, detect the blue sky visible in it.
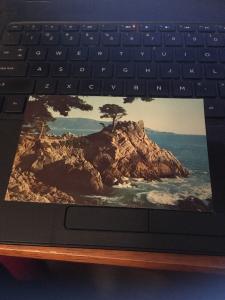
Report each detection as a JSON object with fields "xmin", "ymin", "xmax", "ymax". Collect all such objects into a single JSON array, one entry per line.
[{"xmin": 32, "ymin": 96, "xmax": 206, "ymax": 135}]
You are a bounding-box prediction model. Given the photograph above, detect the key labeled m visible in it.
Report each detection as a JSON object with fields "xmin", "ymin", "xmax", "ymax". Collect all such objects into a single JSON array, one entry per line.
[{"xmin": 179, "ymin": 85, "xmax": 186, "ymax": 91}]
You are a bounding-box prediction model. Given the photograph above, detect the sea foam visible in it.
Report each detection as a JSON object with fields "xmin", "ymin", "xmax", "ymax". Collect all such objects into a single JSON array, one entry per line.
[{"xmin": 146, "ymin": 183, "xmax": 212, "ymax": 206}]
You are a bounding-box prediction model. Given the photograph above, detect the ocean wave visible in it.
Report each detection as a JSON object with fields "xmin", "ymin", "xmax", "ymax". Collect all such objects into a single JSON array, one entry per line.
[
  {"xmin": 112, "ymin": 177, "xmax": 152, "ymax": 189},
  {"xmin": 113, "ymin": 182, "xmax": 136, "ymax": 189},
  {"xmin": 132, "ymin": 178, "xmax": 145, "ymax": 182},
  {"xmin": 134, "ymin": 192, "xmax": 149, "ymax": 202},
  {"xmin": 83, "ymin": 194, "xmax": 124, "ymax": 202},
  {"xmin": 146, "ymin": 191, "xmax": 178, "ymax": 205},
  {"xmin": 146, "ymin": 183, "xmax": 212, "ymax": 206},
  {"xmin": 143, "ymin": 176, "xmax": 186, "ymax": 188}
]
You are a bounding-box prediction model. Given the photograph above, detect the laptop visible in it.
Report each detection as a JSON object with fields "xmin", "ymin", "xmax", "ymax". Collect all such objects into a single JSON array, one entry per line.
[{"xmin": 0, "ymin": 0, "xmax": 225, "ymax": 254}]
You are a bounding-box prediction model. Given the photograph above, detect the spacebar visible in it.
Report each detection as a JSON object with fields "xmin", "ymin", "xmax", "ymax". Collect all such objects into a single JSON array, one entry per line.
[{"xmin": 0, "ymin": 79, "xmax": 34, "ymax": 94}]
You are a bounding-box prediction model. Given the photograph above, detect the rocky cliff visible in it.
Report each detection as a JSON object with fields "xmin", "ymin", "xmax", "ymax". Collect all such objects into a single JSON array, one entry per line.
[{"xmin": 6, "ymin": 121, "xmax": 189, "ymax": 203}]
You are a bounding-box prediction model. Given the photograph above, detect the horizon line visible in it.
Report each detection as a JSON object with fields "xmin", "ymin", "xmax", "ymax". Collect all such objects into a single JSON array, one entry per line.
[{"xmin": 48, "ymin": 117, "xmax": 206, "ymax": 137}]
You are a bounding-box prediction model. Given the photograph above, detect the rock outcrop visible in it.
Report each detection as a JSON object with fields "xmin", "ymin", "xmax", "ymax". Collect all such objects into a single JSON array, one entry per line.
[
  {"xmin": 6, "ymin": 121, "xmax": 189, "ymax": 203},
  {"xmin": 85, "ymin": 121, "xmax": 189, "ymax": 186}
]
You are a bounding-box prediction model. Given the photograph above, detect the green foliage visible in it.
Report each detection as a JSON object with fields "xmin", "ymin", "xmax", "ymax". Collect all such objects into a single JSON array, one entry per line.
[{"xmin": 23, "ymin": 96, "xmax": 93, "ymax": 138}]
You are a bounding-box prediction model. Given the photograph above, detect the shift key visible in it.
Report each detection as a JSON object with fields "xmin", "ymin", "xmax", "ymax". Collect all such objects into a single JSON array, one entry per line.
[
  {"xmin": 0, "ymin": 79, "xmax": 34, "ymax": 94},
  {"xmin": 0, "ymin": 62, "xmax": 27, "ymax": 76}
]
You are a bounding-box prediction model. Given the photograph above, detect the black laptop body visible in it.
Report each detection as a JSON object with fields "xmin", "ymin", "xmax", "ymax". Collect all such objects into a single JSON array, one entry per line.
[{"xmin": 0, "ymin": 0, "xmax": 225, "ymax": 255}]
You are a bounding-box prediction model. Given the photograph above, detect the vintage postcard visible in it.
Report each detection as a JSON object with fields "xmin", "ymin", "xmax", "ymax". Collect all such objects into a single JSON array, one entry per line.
[{"xmin": 5, "ymin": 95, "xmax": 212, "ymax": 211}]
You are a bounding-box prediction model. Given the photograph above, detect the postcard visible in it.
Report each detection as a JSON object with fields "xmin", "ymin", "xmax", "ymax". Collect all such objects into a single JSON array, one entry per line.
[{"xmin": 5, "ymin": 95, "xmax": 212, "ymax": 211}]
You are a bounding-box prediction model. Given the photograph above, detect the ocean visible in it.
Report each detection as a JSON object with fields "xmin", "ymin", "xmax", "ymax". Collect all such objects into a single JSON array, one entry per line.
[{"xmin": 48, "ymin": 118, "xmax": 212, "ymax": 210}]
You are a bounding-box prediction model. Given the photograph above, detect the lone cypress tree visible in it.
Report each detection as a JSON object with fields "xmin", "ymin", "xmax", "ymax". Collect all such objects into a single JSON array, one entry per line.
[{"xmin": 99, "ymin": 104, "xmax": 127, "ymax": 132}]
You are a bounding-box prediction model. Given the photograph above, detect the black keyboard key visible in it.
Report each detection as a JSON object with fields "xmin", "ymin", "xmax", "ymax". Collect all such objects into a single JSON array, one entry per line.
[
  {"xmin": 30, "ymin": 63, "xmax": 49, "ymax": 76},
  {"xmin": 28, "ymin": 47, "xmax": 47, "ymax": 60},
  {"xmin": 149, "ymin": 80, "xmax": 169, "ymax": 97},
  {"xmin": 25, "ymin": 24, "xmax": 41, "ymax": 31},
  {"xmin": 89, "ymin": 48, "xmax": 109, "ymax": 61},
  {"xmin": 43, "ymin": 24, "xmax": 59, "ymax": 31},
  {"xmin": 7, "ymin": 24, "xmax": 23, "ymax": 32},
  {"xmin": 69, "ymin": 47, "xmax": 88, "ymax": 61},
  {"xmin": 102, "ymin": 32, "xmax": 120, "ymax": 46},
  {"xmin": 173, "ymin": 80, "xmax": 193, "ymax": 98},
  {"xmin": 61, "ymin": 32, "xmax": 80, "ymax": 46},
  {"xmin": 206, "ymin": 33, "xmax": 225, "ymax": 47},
  {"xmin": 0, "ymin": 79, "xmax": 34, "ymax": 94},
  {"xmin": 134, "ymin": 48, "xmax": 152, "ymax": 61},
  {"xmin": 57, "ymin": 79, "xmax": 79, "ymax": 94},
  {"xmin": 218, "ymin": 25, "xmax": 225, "ymax": 33},
  {"xmin": 219, "ymin": 48, "xmax": 225, "ymax": 62},
  {"xmin": 173, "ymin": 81, "xmax": 193, "ymax": 97},
  {"xmin": 185, "ymin": 33, "xmax": 204, "ymax": 46},
  {"xmin": 126, "ymin": 80, "xmax": 146, "ymax": 96},
  {"xmin": 143, "ymin": 33, "xmax": 161, "ymax": 46},
  {"xmin": 48, "ymin": 48, "xmax": 68, "ymax": 60},
  {"xmin": 158, "ymin": 24, "xmax": 176, "ymax": 32},
  {"xmin": 154, "ymin": 48, "xmax": 173, "ymax": 62},
  {"xmin": 198, "ymin": 48, "xmax": 218, "ymax": 62},
  {"xmin": 111, "ymin": 48, "xmax": 131, "ymax": 61},
  {"xmin": 100, "ymin": 24, "xmax": 117, "ymax": 32},
  {"xmin": 81, "ymin": 24, "xmax": 98, "ymax": 31},
  {"xmin": 164, "ymin": 33, "xmax": 183, "ymax": 46},
  {"xmin": 183, "ymin": 64, "xmax": 203, "ymax": 79},
  {"xmin": 204, "ymin": 99, "xmax": 225, "ymax": 118},
  {"xmin": 81, "ymin": 32, "xmax": 99, "ymax": 46},
  {"xmin": 41, "ymin": 32, "xmax": 59, "ymax": 45},
  {"xmin": 0, "ymin": 47, "xmax": 27, "ymax": 60},
  {"xmin": 178, "ymin": 24, "xmax": 196, "ymax": 32},
  {"xmin": 62, "ymin": 24, "xmax": 80, "ymax": 31},
  {"xmin": 160, "ymin": 63, "xmax": 180, "ymax": 78},
  {"xmin": 2, "ymin": 32, "xmax": 21, "ymax": 45},
  {"xmin": 79, "ymin": 80, "xmax": 101, "ymax": 95},
  {"xmin": 138, "ymin": 63, "xmax": 157, "ymax": 78},
  {"xmin": 122, "ymin": 32, "xmax": 141, "ymax": 46},
  {"xmin": 22, "ymin": 32, "xmax": 40, "ymax": 45},
  {"xmin": 218, "ymin": 82, "xmax": 225, "ymax": 97},
  {"xmin": 205, "ymin": 64, "xmax": 225, "ymax": 79},
  {"xmin": 175, "ymin": 48, "xmax": 196, "ymax": 62},
  {"xmin": 103, "ymin": 80, "xmax": 124, "ymax": 96},
  {"xmin": 3, "ymin": 95, "xmax": 27, "ymax": 113},
  {"xmin": 198, "ymin": 24, "xmax": 216, "ymax": 33},
  {"xmin": 0, "ymin": 96, "xmax": 4, "ymax": 108},
  {"xmin": 195, "ymin": 81, "xmax": 217, "ymax": 97},
  {"xmin": 116, "ymin": 63, "xmax": 135, "ymax": 78},
  {"xmin": 139, "ymin": 24, "xmax": 156, "ymax": 32},
  {"xmin": 93, "ymin": 63, "xmax": 113, "ymax": 78},
  {"xmin": 73, "ymin": 63, "xmax": 92, "ymax": 77},
  {"xmin": 0, "ymin": 62, "xmax": 27, "ymax": 76},
  {"xmin": 120, "ymin": 24, "xmax": 137, "ymax": 32},
  {"xmin": 52, "ymin": 63, "xmax": 70, "ymax": 77},
  {"xmin": 35, "ymin": 79, "xmax": 57, "ymax": 94}
]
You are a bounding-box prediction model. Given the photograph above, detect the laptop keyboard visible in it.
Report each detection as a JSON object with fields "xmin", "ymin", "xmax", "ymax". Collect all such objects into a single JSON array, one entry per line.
[{"xmin": 1, "ymin": 22, "xmax": 225, "ymax": 102}]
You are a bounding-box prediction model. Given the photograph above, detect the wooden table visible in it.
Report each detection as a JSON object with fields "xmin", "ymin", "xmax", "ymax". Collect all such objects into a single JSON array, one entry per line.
[{"xmin": 1, "ymin": 244, "xmax": 225, "ymax": 275}]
